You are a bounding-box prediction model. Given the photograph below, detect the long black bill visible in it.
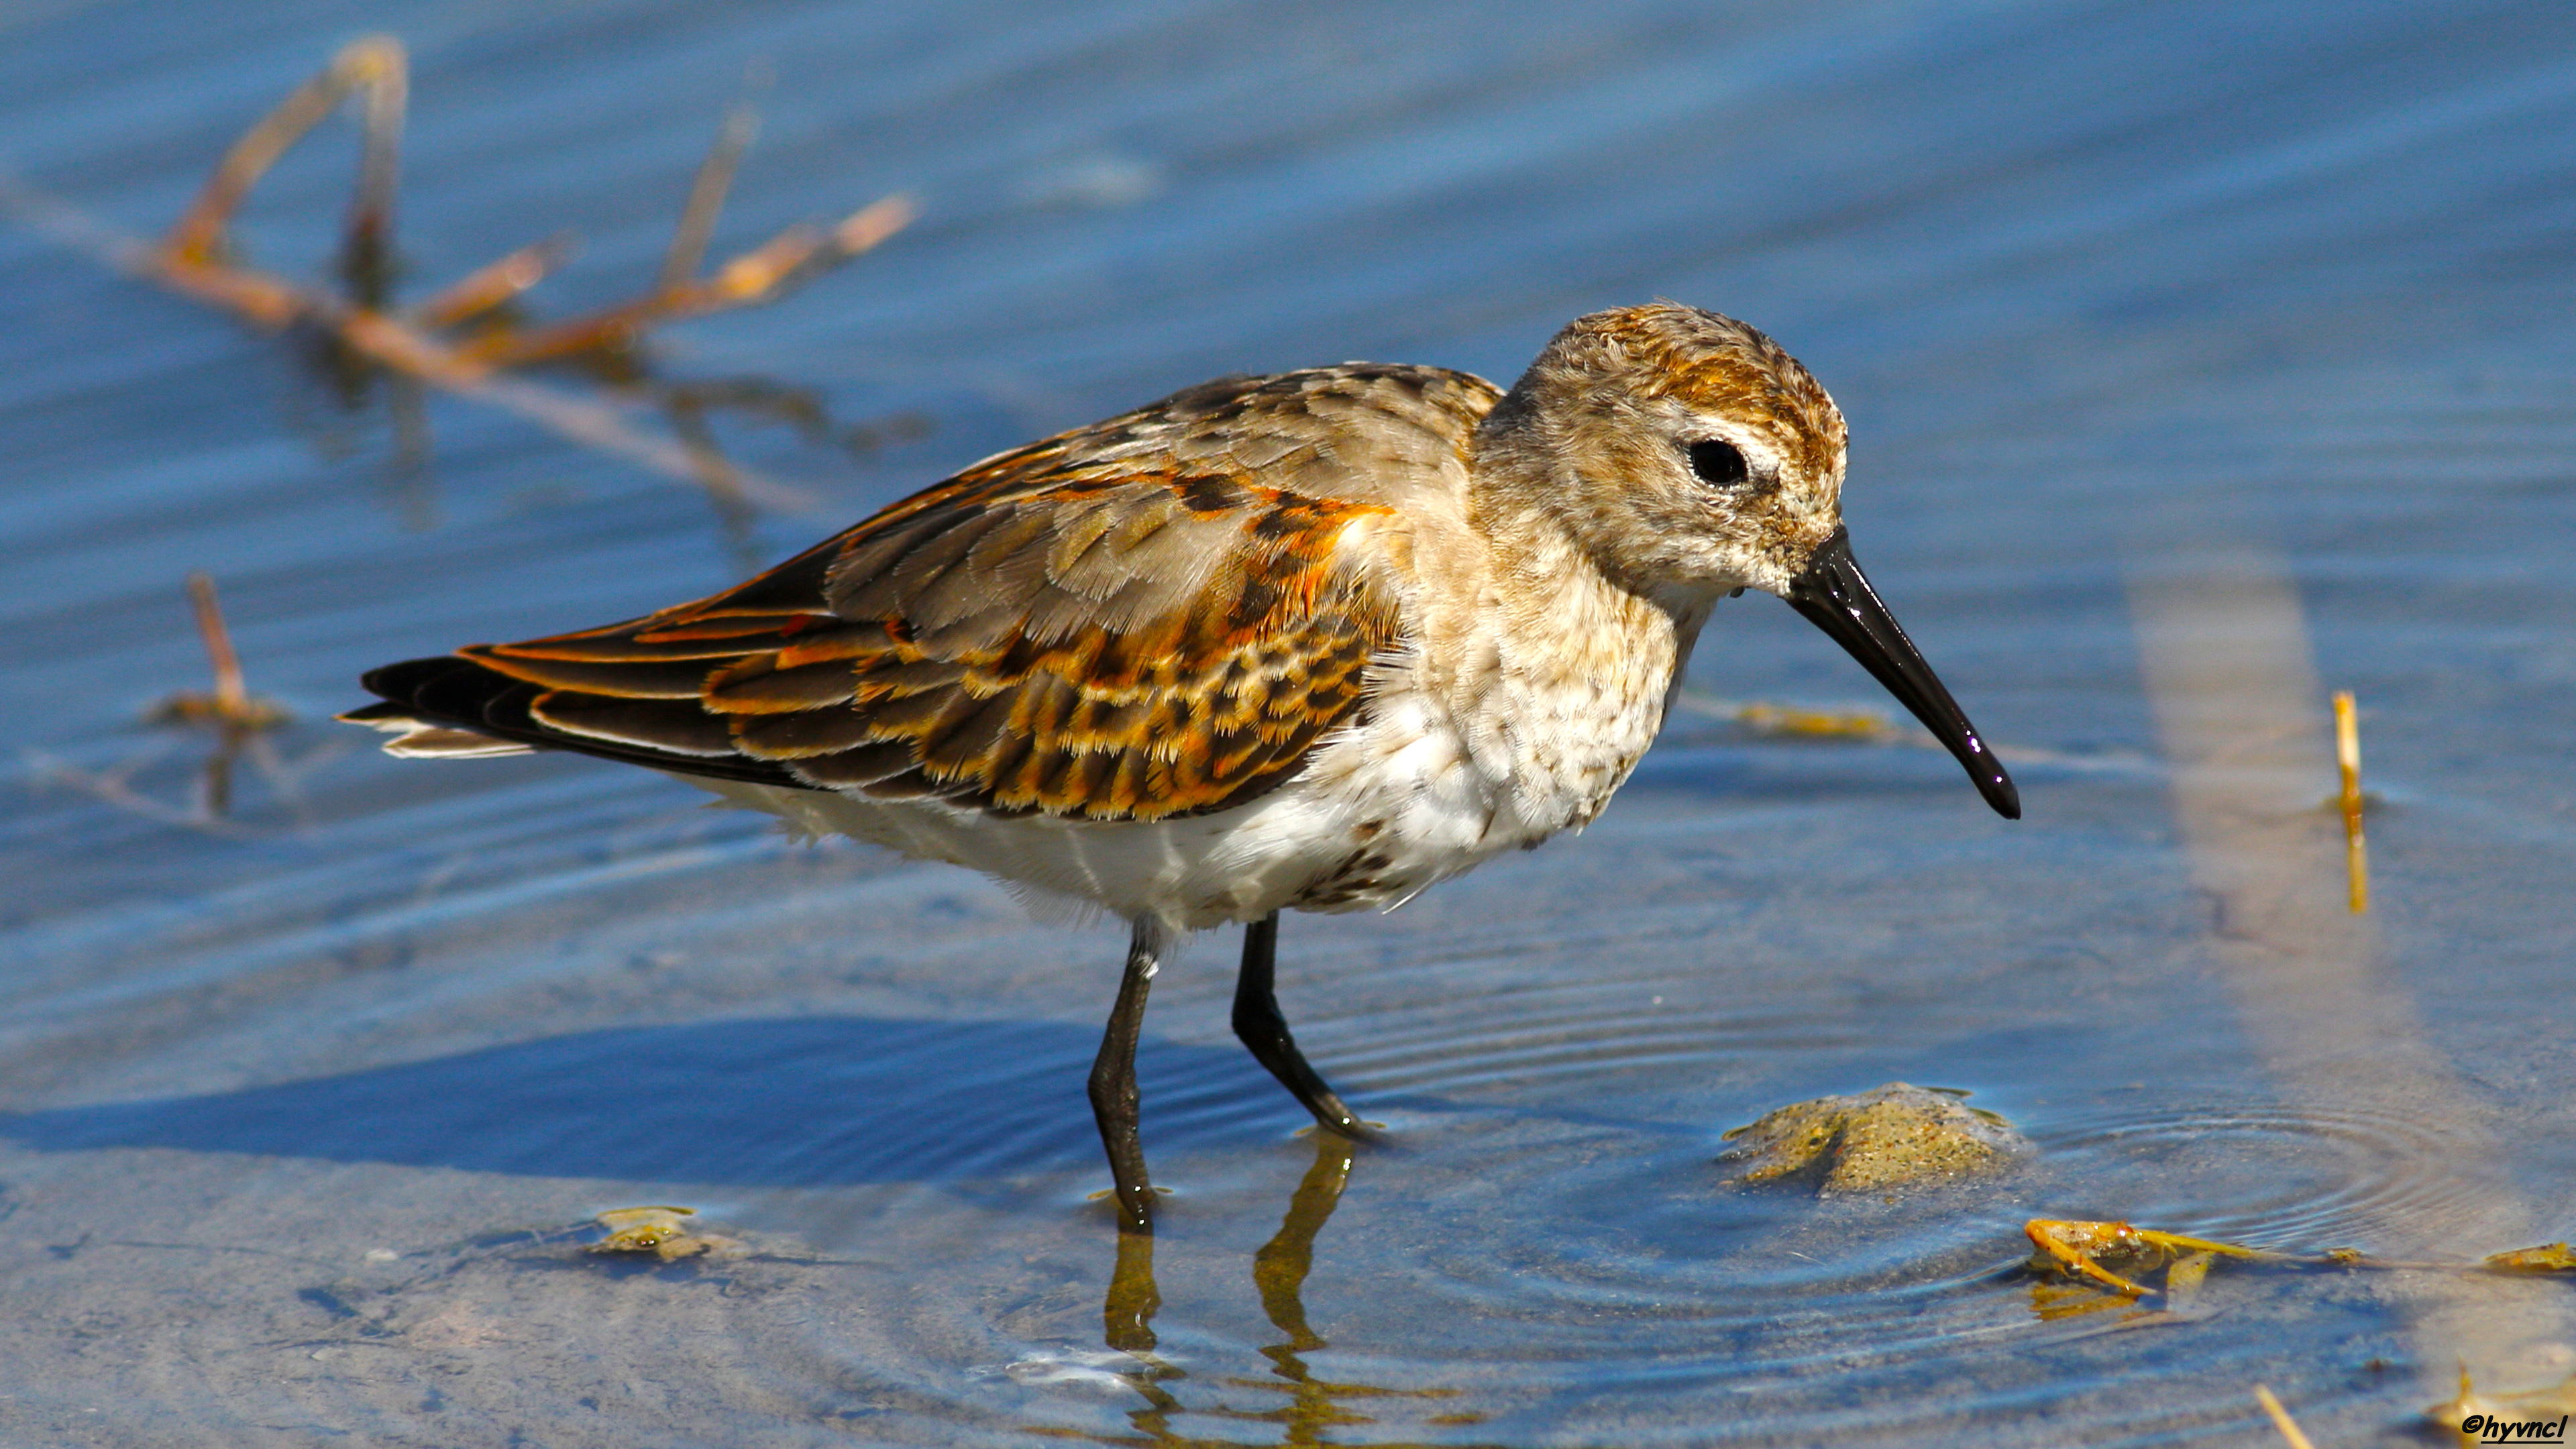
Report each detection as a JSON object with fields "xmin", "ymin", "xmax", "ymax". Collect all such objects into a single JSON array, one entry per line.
[{"xmin": 1782, "ymin": 527, "xmax": 2020, "ymax": 819}]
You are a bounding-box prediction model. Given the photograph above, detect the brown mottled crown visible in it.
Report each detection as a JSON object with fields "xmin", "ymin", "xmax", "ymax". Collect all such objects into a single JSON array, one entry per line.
[
  {"xmin": 1468, "ymin": 303, "xmax": 1851, "ymax": 597},
  {"xmin": 1521, "ymin": 303, "xmax": 1845, "ymax": 482}
]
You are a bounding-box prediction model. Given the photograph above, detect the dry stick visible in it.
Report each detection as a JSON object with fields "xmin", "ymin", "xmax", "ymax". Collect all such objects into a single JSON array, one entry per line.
[
  {"xmin": 0, "ymin": 175, "xmax": 824, "ymax": 513},
  {"xmin": 828, "ymin": 193, "xmax": 916, "ymax": 266},
  {"xmin": 2031, "ymin": 1224, "xmax": 2576, "ymax": 1281},
  {"xmin": 3, "ymin": 38, "xmax": 914, "ymax": 515},
  {"xmin": 664, "ymin": 102, "xmax": 757, "ymax": 294},
  {"xmin": 23, "ymin": 748, "xmax": 255, "ymax": 839},
  {"xmin": 167, "ymin": 36, "xmax": 408, "ymax": 267},
  {"xmin": 185, "ymin": 572, "xmax": 251, "ymax": 719},
  {"xmin": 2253, "ymin": 1386, "xmax": 2318, "ymax": 1449},
  {"xmin": 407, "ymin": 234, "xmax": 572, "ymax": 329},
  {"xmin": 2334, "ymin": 690, "xmax": 2368, "ymax": 914},
  {"xmin": 341, "ymin": 36, "xmax": 406, "ymax": 307},
  {"xmin": 156, "ymin": 573, "xmax": 286, "ymax": 730},
  {"xmin": 464, "ymin": 192, "xmax": 914, "ymax": 368},
  {"xmin": 201, "ymin": 735, "xmax": 239, "ymax": 818},
  {"xmin": 235, "ymin": 727, "xmax": 338, "ymax": 830}
]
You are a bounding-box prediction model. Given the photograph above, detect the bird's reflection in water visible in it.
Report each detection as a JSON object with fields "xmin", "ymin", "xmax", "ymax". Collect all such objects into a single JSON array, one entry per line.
[
  {"xmin": 1105, "ymin": 1216, "xmax": 1165, "ymax": 1356},
  {"xmin": 1062, "ymin": 1132, "xmax": 1494, "ymax": 1448}
]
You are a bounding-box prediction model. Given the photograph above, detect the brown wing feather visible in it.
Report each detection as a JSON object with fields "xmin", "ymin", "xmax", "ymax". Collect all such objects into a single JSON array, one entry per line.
[{"xmin": 403, "ymin": 364, "xmax": 1497, "ymax": 822}]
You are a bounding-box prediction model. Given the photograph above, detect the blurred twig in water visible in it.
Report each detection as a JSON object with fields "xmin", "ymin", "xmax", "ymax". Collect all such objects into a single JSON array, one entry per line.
[
  {"xmin": 443, "ymin": 96, "xmax": 911, "ymax": 373},
  {"xmin": 164, "ymin": 34, "xmax": 407, "ymax": 303},
  {"xmin": 0, "ymin": 36, "xmax": 918, "ymax": 521},
  {"xmin": 1673, "ymin": 692, "xmax": 1919, "ymax": 744},
  {"xmin": 2333, "ymin": 690, "xmax": 2368, "ymax": 914},
  {"xmin": 664, "ymin": 103, "xmax": 757, "ymax": 297},
  {"xmin": 407, "ymin": 234, "xmax": 572, "ymax": 331},
  {"xmin": 23, "ymin": 744, "xmax": 250, "ymax": 838},
  {"xmin": 2253, "ymin": 1385, "xmax": 2318, "ymax": 1449},
  {"xmin": 39, "ymin": 573, "xmax": 343, "ymax": 830},
  {"xmin": 151, "ymin": 573, "xmax": 291, "ymax": 732},
  {"xmin": 148, "ymin": 573, "xmax": 294, "ymax": 822}
]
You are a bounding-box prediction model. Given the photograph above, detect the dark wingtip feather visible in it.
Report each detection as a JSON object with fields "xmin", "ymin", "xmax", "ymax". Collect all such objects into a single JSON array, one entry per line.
[{"xmin": 350, "ymin": 653, "xmax": 810, "ymax": 788}]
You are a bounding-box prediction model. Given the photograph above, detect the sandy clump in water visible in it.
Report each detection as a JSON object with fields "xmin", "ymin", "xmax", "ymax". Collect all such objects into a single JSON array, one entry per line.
[{"xmin": 1719, "ymin": 1082, "xmax": 2029, "ymax": 1195}]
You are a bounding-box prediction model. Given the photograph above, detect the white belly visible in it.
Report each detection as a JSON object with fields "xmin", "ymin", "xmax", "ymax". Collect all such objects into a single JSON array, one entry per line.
[
  {"xmin": 686, "ymin": 714, "xmax": 1513, "ymax": 932},
  {"xmin": 686, "ymin": 609, "xmax": 1695, "ymax": 932}
]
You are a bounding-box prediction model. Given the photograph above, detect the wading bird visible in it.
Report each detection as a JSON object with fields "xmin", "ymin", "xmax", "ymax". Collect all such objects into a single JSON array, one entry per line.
[{"xmin": 347, "ymin": 303, "xmax": 2019, "ymax": 1232}]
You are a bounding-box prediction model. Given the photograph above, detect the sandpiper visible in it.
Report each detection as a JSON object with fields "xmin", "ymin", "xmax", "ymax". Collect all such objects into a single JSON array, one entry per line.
[{"xmin": 345, "ymin": 303, "xmax": 2019, "ymax": 1231}]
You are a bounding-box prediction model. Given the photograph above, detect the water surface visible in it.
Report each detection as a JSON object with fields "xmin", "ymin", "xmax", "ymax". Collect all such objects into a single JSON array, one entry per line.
[{"xmin": 3, "ymin": 1, "xmax": 2573, "ymax": 1444}]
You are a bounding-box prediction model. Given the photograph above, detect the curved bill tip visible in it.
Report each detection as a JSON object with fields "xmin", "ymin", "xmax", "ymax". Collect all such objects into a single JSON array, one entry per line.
[{"xmin": 1781, "ymin": 527, "xmax": 2021, "ymax": 820}]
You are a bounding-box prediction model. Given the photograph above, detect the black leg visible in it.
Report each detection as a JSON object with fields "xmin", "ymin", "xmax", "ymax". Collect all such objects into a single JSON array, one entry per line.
[
  {"xmin": 1090, "ymin": 920, "xmax": 1163, "ymax": 1233},
  {"xmin": 1232, "ymin": 913, "xmax": 1372, "ymax": 1138}
]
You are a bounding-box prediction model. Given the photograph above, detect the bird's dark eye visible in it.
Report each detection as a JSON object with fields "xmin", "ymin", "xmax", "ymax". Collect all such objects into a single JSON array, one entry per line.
[{"xmin": 1686, "ymin": 439, "xmax": 1749, "ymax": 488}]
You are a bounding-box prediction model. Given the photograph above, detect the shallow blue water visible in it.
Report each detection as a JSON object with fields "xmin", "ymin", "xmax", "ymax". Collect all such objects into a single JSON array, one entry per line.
[{"xmin": 3, "ymin": 2, "xmax": 2573, "ymax": 1444}]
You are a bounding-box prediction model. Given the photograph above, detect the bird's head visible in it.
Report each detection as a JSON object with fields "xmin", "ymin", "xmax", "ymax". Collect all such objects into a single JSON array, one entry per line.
[{"xmin": 1477, "ymin": 302, "xmax": 2019, "ymax": 819}]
